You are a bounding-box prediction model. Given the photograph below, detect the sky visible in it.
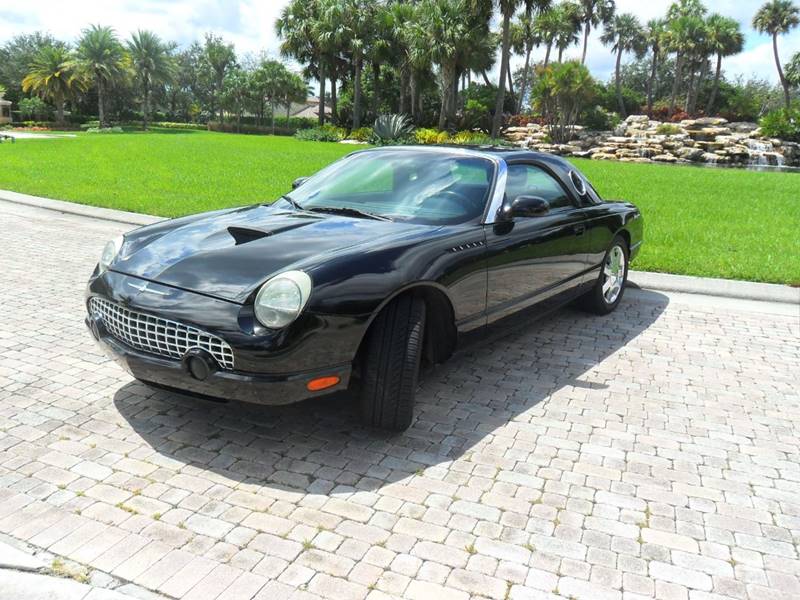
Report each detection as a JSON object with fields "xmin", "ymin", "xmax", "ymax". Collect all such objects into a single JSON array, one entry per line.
[{"xmin": 1, "ymin": 0, "xmax": 798, "ymax": 87}]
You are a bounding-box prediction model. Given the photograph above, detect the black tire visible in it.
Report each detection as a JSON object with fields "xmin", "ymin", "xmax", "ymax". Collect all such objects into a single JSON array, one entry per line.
[
  {"xmin": 359, "ymin": 294, "xmax": 426, "ymax": 431},
  {"xmin": 579, "ymin": 235, "xmax": 629, "ymax": 315}
]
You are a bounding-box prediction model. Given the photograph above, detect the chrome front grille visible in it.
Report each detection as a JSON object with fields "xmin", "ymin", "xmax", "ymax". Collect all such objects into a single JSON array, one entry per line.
[{"xmin": 89, "ymin": 297, "xmax": 234, "ymax": 370}]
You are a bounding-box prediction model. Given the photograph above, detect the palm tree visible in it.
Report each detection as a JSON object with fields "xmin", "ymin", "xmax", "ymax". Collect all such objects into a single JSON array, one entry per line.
[
  {"xmin": 753, "ymin": 0, "xmax": 800, "ymax": 108},
  {"xmin": 127, "ymin": 31, "xmax": 175, "ymax": 130},
  {"xmin": 578, "ymin": 0, "xmax": 616, "ymax": 65},
  {"xmin": 492, "ymin": 0, "xmax": 523, "ymax": 137},
  {"xmin": 414, "ymin": 0, "xmax": 474, "ymax": 130},
  {"xmin": 787, "ymin": 51, "xmax": 800, "ymax": 89},
  {"xmin": 511, "ymin": 1, "xmax": 552, "ymax": 113},
  {"xmin": 276, "ymin": 1, "xmax": 328, "ymax": 125},
  {"xmin": 555, "ymin": 2, "xmax": 583, "ymax": 63},
  {"xmin": 601, "ymin": 13, "xmax": 645, "ymax": 118},
  {"xmin": 534, "ymin": 7, "xmax": 562, "ymax": 67},
  {"xmin": 203, "ymin": 34, "xmax": 236, "ymax": 123},
  {"xmin": 283, "ymin": 72, "xmax": 310, "ymax": 124},
  {"xmin": 644, "ymin": 19, "xmax": 666, "ymax": 115},
  {"xmin": 22, "ymin": 45, "xmax": 84, "ymax": 125},
  {"xmin": 704, "ymin": 15, "xmax": 744, "ymax": 115},
  {"xmin": 73, "ymin": 25, "xmax": 127, "ymax": 126},
  {"xmin": 665, "ymin": 0, "xmax": 707, "ymax": 117}
]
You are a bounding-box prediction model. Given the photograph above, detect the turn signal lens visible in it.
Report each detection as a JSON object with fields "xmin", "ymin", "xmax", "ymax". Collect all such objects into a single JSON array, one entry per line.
[{"xmin": 307, "ymin": 376, "xmax": 340, "ymax": 392}]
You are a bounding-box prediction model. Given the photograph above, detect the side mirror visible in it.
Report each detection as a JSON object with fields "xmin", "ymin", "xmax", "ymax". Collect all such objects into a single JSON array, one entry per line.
[
  {"xmin": 502, "ymin": 195, "xmax": 550, "ymax": 219},
  {"xmin": 292, "ymin": 176, "xmax": 309, "ymax": 190}
]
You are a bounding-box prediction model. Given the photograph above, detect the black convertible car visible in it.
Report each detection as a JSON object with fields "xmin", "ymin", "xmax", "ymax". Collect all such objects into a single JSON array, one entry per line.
[{"xmin": 86, "ymin": 146, "xmax": 643, "ymax": 431}]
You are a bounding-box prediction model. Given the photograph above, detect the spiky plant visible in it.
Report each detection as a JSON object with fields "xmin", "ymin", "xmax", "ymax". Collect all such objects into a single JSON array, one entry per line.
[{"xmin": 372, "ymin": 113, "xmax": 413, "ymax": 144}]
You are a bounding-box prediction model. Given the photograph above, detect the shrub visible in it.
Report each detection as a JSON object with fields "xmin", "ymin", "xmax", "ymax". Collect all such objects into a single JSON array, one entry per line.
[
  {"xmin": 595, "ymin": 83, "xmax": 644, "ymax": 117},
  {"xmin": 348, "ymin": 127, "xmax": 373, "ymax": 142},
  {"xmin": 580, "ymin": 106, "xmax": 620, "ymax": 131},
  {"xmin": 450, "ymin": 131, "xmax": 509, "ymax": 146},
  {"xmin": 656, "ymin": 123, "xmax": 684, "ymax": 136},
  {"xmin": 506, "ymin": 114, "xmax": 544, "ymax": 127},
  {"xmin": 760, "ymin": 107, "xmax": 800, "ymax": 142},
  {"xmin": 414, "ymin": 128, "xmax": 450, "ymax": 145},
  {"xmin": 85, "ymin": 126, "xmax": 124, "ymax": 134},
  {"xmin": 19, "ymin": 97, "xmax": 50, "ymax": 121},
  {"xmin": 294, "ymin": 124, "xmax": 347, "ymax": 142},
  {"xmin": 152, "ymin": 122, "xmax": 206, "ymax": 130},
  {"xmin": 371, "ymin": 114, "xmax": 413, "ymax": 145},
  {"xmin": 533, "ymin": 61, "xmax": 598, "ymax": 144}
]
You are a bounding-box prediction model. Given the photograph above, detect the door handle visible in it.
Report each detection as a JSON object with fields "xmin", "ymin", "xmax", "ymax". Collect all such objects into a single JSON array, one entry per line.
[{"xmin": 574, "ymin": 224, "xmax": 586, "ymax": 237}]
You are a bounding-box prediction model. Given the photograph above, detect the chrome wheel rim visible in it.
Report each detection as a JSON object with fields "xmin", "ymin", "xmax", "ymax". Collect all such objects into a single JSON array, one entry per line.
[{"xmin": 603, "ymin": 246, "xmax": 625, "ymax": 304}]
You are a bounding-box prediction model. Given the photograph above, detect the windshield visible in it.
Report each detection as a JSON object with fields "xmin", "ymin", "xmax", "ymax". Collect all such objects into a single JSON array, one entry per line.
[{"xmin": 286, "ymin": 150, "xmax": 496, "ymax": 225}]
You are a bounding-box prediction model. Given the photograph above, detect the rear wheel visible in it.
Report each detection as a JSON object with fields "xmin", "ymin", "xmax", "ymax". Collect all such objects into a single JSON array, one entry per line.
[
  {"xmin": 359, "ymin": 294, "xmax": 426, "ymax": 431},
  {"xmin": 579, "ymin": 236, "xmax": 629, "ymax": 315}
]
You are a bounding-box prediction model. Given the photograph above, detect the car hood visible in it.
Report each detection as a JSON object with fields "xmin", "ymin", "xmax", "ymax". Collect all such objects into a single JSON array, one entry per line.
[{"xmin": 113, "ymin": 204, "xmax": 429, "ymax": 303}]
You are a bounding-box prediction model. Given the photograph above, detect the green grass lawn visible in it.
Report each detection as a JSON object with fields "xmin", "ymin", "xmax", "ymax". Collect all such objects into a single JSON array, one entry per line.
[{"xmin": 1, "ymin": 128, "xmax": 798, "ymax": 284}]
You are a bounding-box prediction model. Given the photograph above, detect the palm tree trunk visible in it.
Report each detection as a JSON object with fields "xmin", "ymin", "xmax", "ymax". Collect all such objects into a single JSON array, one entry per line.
[
  {"xmin": 691, "ymin": 60, "xmax": 708, "ymax": 116},
  {"xmin": 558, "ymin": 46, "xmax": 564, "ymax": 63},
  {"xmin": 399, "ymin": 68, "xmax": 408, "ymax": 115},
  {"xmin": 98, "ymin": 77, "xmax": 105, "ymax": 127},
  {"xmin": 684, "ymin": 67, "xmax": 695, "ymax": 113},
  {"xmin": 217, "ymin": 75, "xmax": 224, "ymax": 123},
  {"xmin": 773, "ymin": 33, "xmax": 790, "ymax": 109},
  {"xmin": 481, "ymin": 70, "xmax": 492, "ymax": 86},
  {"xmin": 330, "ymin": 73, "xmax": 338, "ymax": 125},
  {"xmin": 581, "ymin": 22, "xmax": 591, "ymax": 65},
  {"xmin": 372, "ymin": 62, "xmax": 380, "ymax": 119},
  {"xmin": 438, "ymin": 90, "xmax": 448, "ymax": 130},
  {"xmin": 544, "ymin": 43, "xmax": 552, "ymax": 68},
  {"xmin": 518, "ymin": 45, "xmax": 532, "ymax": 113},
  {"xmin": 271, "ymin": 100, "xmax": 276, "ymax": 135},
  {"xmin": 410, "ymin": 70, "xmax": 418, "ymax": 123},
  {"xmin": 647, "ymin": 50, "xmax": 658, "ymax": 116},
  {"xmin": 143, "ymin": 75, "xmax": 150, "ymax": 131},
  {"xmin": 353, "ymin": 55, "xmax": 363, "ymax": 129},
  {"xmin": 706, "ymin": 53, "xmax": 723, "ymax": 116},
  {"xmin": 668, "ymin": 53, "xmax": 683, "ymax": 118},
  {"xmin": 449, "ymin": 69, "xmax": 458, "ymax": 124},
  {"xmin": 318, "ymin": 63, "xmax": 326, "ymax": 126},
  {"xmin": 56, "ymin": 90, "xmax": 65, "ymax": 125},
  {"xmin": 615, "ymin": 49, "xmax": 626, "ymax": 118},
  {"xmin": 506, "ymin": 63, "xmax": 515, "ymax": 104},
  {"xmin": 286, "ymin": 101, "xmax": 291, "ymax": 126},
  {"xmin": 492, "ymin": 9, "xmax": 512, "ymax": 138}
]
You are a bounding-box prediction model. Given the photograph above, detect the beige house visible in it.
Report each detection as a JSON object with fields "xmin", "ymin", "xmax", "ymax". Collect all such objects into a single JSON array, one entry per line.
[
  {"xmin": 0, "ymin": 91, "xmax": 11, "ymax": 125},
  {"xmin": 287, "ymin": 97, "xmax": 331, "ymax": 120}
]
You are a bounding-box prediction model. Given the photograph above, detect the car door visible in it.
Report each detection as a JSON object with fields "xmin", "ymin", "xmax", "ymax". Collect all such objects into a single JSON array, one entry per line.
[{"xmin": 483, "ymin": 161, "xmax": 589, "ymax": 323}]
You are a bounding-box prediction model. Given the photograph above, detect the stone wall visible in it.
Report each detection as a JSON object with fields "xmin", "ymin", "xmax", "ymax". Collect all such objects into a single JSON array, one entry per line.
[{"xmin": 506, "ymin": 115, "xmax": 800, "ymax": 168}]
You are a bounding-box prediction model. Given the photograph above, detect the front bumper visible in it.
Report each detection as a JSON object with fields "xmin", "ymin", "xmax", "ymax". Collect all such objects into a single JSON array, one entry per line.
[{"xmin": 85, "ymin": 314, "xmax": 351, "ymax": 406}]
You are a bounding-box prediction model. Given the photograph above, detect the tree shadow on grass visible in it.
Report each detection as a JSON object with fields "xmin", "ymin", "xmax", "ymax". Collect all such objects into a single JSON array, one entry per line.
[{"xmin": 113, "ymin": 289, "xmax": 668, "ymax": 496}]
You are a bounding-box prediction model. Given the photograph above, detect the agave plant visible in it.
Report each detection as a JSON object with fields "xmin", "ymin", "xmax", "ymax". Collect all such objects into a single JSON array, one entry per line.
[{"xmin": 371, "ymin": 113, "xmax": 413, "ymax": 144}]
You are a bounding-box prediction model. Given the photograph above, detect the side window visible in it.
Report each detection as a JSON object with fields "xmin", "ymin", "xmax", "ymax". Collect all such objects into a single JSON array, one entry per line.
[{"xmin": 506, "ymin": 164, "xmax": 574, "ymax": 210}]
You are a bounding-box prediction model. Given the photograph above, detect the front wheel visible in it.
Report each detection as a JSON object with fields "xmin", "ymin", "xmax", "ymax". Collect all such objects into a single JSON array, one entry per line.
[
  {"xmin": 579, "ymin": 236, "xmax": 629, "ymax": 315},
  {"xmin": 358, "ymin": 295, "xmax": 426, "ymax": 431}
]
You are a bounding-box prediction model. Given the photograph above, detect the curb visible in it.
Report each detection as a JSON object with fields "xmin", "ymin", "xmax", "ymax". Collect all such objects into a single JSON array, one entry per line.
[
  {"xmin": 2, "ymin": 189, "xmax": 798, "ymax": 306},
  {"xmin": 0, "ymin": 189, "xmax": 161, "ymax": 227},
  {"xmin": 628, "ymin": 271, "xmax": 799, "ymax": 306}
]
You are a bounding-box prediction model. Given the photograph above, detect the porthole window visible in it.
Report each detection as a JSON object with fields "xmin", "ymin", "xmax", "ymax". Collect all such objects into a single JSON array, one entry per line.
[{"xmin": 569, "ymin": 170, "xmax": 587, "ymax": 196}]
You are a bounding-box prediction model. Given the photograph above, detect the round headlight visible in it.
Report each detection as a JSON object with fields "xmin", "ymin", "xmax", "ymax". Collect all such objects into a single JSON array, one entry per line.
[
  {"xmin": 99, "ymin": 235, "xmax": 123, "ymax": 273},
  {"xmin": 254, "ymin": 270, "xmax": 312, "ymax": 329}
]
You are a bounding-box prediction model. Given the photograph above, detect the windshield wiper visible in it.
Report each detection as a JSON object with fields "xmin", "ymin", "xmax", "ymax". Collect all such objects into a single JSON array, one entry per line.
[
  {"xmin": 305, "ymin": 206, "xmax": 392, "ymax": 221},
  {"xmin": 279, "ymin": 195, "xmax": 304, "ymax": 211}
]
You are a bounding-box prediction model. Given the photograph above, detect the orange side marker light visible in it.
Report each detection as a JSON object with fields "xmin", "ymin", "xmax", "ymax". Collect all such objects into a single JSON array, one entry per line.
[{"xmin": 307, "ymin": 376, "xmax": 340, "ymax": 392}]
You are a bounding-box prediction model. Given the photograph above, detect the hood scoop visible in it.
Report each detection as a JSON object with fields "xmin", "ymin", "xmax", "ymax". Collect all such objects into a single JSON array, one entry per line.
[{"xmin": 227, "ymin": 226, "xmax": 272, "ymax": 245}]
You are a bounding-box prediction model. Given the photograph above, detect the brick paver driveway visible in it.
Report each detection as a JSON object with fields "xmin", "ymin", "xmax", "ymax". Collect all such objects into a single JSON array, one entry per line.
[{"xmin": 1, "ymin": 200, "xmax": 799, "ymax": 600}]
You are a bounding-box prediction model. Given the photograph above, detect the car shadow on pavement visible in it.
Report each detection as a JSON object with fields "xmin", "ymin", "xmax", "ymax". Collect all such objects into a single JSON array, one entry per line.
[{"xmin": 113, "ymin": 289, "xmax": 668, "ymax": 495}]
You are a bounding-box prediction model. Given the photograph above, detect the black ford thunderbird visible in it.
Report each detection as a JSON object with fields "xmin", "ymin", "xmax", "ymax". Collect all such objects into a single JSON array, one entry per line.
[{"xmin": 85, "ymin": 146, "xmax": 643, "ymax": 431}]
